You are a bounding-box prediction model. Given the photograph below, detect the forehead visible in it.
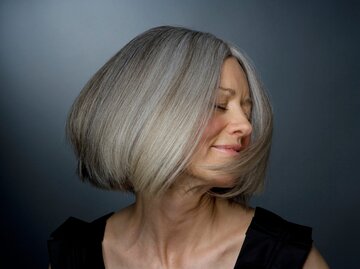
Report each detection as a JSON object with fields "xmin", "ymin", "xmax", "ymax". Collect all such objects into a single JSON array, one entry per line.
[{"xmin": 218, "ymin": 57, "xmax": 250, "ymax": 97}]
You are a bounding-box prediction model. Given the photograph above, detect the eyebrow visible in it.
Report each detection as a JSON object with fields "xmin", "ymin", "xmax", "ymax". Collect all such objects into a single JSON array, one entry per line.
[
  {"xmin": 218, "ymin": 86, "xmax": 252, "ymax": 103},
  {"xmin": 218, "ymin": 86, "xmax": 236, "ymax": 96}
]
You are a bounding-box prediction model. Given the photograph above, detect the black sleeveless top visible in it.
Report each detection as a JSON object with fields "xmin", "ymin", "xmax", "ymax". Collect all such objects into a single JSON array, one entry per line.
[{"xmin": 48, "ymin": 207, "xmax": 313, "ymax": 269}]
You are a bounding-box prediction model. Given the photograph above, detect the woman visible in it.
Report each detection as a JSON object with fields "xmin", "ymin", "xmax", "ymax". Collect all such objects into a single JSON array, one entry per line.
[{"xmin": 48, "ymin": 26, "xmax": 329, "ymax": 268}]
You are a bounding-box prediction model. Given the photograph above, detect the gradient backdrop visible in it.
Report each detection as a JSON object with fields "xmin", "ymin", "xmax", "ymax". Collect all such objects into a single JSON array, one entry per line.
[{"xmin": 1, "ymin": 0, "xmax": 359, "ymax": 268}]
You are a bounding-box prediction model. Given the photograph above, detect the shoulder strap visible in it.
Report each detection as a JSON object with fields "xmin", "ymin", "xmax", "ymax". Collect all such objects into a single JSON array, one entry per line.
[
  {"xmin": 48, "ymin": 213, "xmax": 113, "ymax": 269},
  {"xmin": 234, "ymin": 207, "xmax": 313, "ymax": 269}
]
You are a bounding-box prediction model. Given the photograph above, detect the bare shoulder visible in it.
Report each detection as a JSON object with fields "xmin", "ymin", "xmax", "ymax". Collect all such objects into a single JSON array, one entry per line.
[
  {"xmin": 220, "ymin": 202, "xmax": 255, "ymax": 244},
  {"xmin": 303, "ymin": 245, "xmax": 329, "ymax": 269},
  {"xmin": 226, "ymin": 201, "xmax": 255, "ymax": 219}
]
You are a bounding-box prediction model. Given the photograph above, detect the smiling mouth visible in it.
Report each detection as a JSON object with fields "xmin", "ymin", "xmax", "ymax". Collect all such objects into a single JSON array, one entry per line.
[{"xmin": 211, "ymin": 145, "xmax": 242, "ymax": 156}]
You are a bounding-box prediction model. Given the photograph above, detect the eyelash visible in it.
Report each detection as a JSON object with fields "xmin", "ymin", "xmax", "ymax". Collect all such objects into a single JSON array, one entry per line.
[
  {"xmin": 214, "ymin": 104, "xmax": 252, "ymax": 120},
  {"xmin": 214, "ymin": 104, "xmax": 228, "ymax": 111}
]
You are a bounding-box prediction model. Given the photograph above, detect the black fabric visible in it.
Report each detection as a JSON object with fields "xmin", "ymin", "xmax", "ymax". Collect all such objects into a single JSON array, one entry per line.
[
  {"xmin": 48, "ymin": 213, "xmax": 112, "ymax": 269},
  {"xmin": 233, "ymin": 207, "xmax": 313, "ymax": 269},
  {"xmin": 48, "ymin": 207, "xmax": 312, "ymax": 269}
]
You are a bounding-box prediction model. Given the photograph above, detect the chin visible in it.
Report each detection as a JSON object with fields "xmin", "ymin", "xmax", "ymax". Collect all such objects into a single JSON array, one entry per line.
[
  {"xmin": 184, "ymin": 164, "xmax": 238, "ymax": 188},
  {"xmin": 211, "ymin": 177, "xmax": 237, "ymax": 188}
]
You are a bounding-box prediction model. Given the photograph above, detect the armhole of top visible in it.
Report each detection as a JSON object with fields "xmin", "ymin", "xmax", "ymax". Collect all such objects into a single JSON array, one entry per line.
[
  {"xmin": 48, "ymin": 213, "xmax": 113, "ymax": 269},
  {"xmin": 234, "ymin": 207, "xmax": 313, "ymax": 269}
]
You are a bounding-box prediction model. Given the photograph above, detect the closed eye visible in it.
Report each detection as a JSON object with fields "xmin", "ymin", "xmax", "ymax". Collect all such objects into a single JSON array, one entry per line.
[{"xmin": 214, "ymin": 104, "xmax": 227, "ymax": 111}]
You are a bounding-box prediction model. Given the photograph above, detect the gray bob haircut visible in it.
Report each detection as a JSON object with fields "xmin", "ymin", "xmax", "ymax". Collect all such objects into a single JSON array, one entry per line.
[{"xmin": 66, "ymin": 25, "xmax": 273, "ymax": 204}]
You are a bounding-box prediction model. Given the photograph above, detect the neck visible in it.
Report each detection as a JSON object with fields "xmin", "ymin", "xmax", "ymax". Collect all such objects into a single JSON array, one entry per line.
[{"xmin": 127, "ymin": 183, "xmax": 232, "ymax": 264}]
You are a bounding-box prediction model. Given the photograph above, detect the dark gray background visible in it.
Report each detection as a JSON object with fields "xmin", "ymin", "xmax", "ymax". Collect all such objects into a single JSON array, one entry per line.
[{"xmin": 1, "ymin": 0, "xmax": 359, "ymax": 268}]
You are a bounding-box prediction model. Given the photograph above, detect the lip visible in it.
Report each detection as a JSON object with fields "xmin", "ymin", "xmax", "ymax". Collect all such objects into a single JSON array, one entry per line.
[{"xmin": 211, "ymin": 144, "xmax": 243, "ymax": 156}]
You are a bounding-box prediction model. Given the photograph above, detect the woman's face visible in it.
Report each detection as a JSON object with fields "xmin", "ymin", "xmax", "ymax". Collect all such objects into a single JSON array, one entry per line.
[{"xmin": 186, "ymin": 56, "xmax": 253, "ymax": 188}]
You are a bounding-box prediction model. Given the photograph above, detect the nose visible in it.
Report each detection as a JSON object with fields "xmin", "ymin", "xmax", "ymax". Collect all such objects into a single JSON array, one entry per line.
[{"xmin": 226, "ymin": 110, "xmax": 253, "ymax": 140}]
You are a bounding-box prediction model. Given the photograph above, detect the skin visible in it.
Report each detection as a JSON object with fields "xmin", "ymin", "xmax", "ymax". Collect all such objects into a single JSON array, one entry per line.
[{"xmin": 100, "ymin": 57, "xmax": 328, "ymax": 269}]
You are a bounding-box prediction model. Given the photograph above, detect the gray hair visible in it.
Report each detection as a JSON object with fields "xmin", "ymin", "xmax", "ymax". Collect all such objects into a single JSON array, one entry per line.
[{"xmin": 66, "ymin": 25, "xmax": 273, "ymax": 204}]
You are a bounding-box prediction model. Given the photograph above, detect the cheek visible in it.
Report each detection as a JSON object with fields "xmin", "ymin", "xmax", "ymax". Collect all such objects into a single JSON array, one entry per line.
[
  {"xmin": 187, "ymin": 117, "xmax": 225, "ymax": 171},
  {"xmin": 200, "ymin": 116, "xmax": 225, "ymax": 143},
  {"xmin": 185, "ymin": 118, "xmax": 237, "ymax": 187}
]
